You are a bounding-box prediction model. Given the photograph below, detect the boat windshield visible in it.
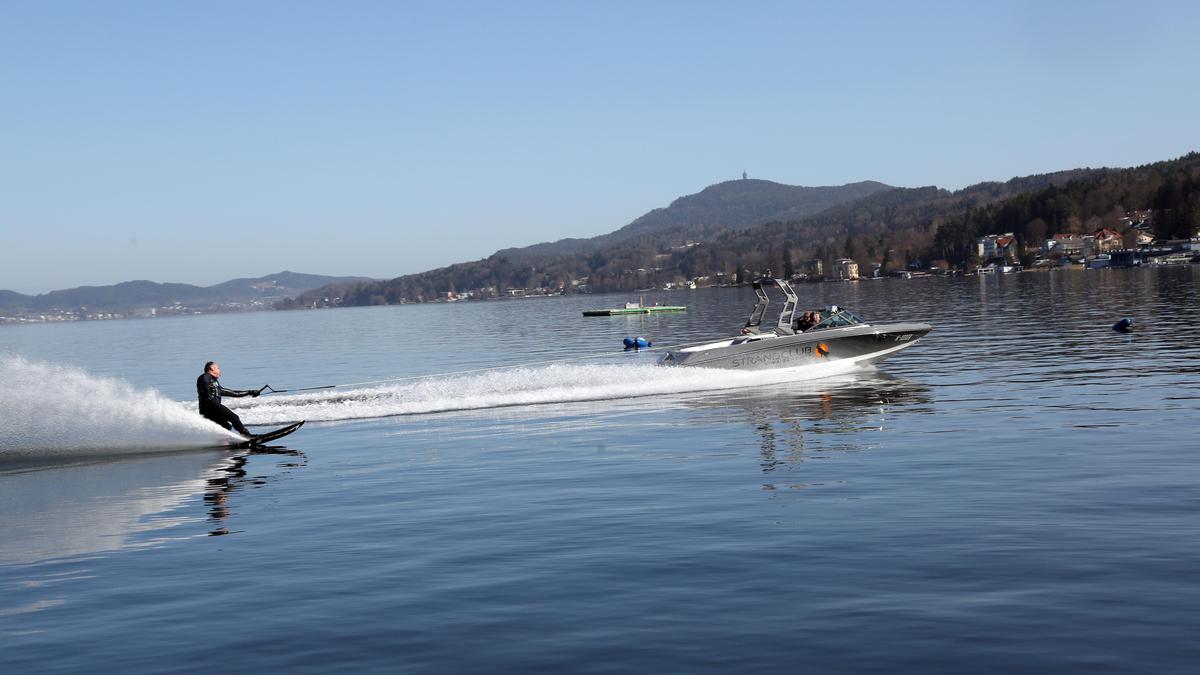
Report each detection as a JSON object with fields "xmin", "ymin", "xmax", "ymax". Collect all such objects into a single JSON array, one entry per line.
[{"xmin": 808, "ymin": 307, "xmax": 865, "ymax": 330}]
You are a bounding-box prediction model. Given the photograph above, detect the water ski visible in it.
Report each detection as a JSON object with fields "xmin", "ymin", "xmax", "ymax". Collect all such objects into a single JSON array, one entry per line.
[{"xmin": 235, "ymin": 421, "xmax": 305, "ymax": 449}]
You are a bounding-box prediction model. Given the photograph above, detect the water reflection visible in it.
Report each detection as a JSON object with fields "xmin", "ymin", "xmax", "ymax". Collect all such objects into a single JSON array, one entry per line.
[
  {"xmin": 695, "ymin": 370, "xmax": 932, "ymax": 489},
  {"xmin": 205, "ymin": 446, "xmax": 307, "ymax": 536},
  {"xmin": 0, "ymin": 445, "xmax": 306, "ymax": 622},
  {"xmin": 0, "ymin": 445, "xmax": 306, "ymax": 561},
  {"xmin": 1, "ymin": 452, "xmax": 220, "ymax": 566}
]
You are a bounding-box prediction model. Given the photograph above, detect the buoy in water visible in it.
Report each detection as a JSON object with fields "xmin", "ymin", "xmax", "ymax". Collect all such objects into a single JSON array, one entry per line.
[
  {"xmin": 1112, "ymin": 317, "xmax": 1133, "ymax": 333},
  {"xmin": 623, "ymin": 336, "xmax": 651, "ymax": 350}
]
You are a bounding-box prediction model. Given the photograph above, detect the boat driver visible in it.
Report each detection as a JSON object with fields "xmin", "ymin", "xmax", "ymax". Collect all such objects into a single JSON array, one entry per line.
[
  {"xmin": 197, "ymin": 361, "xmax": 260, "ymax": 437},
  {"xmin": 795, "ymin": 311, "xmax": 818, "ymax": 331}
]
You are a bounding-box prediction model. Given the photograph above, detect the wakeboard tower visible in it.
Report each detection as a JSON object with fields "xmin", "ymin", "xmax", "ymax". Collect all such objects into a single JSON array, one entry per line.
[{"xmin": 233, "ymin": 421, "xmax": 305, "ymax": 449}]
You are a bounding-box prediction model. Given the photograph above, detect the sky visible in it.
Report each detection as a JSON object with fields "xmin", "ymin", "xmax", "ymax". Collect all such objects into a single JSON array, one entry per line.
[{"xmin": 2, "ymin": 1, "xmax": 1198, "ymax": 294}]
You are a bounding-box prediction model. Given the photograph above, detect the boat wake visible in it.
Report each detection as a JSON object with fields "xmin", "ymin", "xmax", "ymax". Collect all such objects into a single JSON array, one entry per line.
[
  {"xmin": 0, "ymin": 353, "xmax": 876, "ymax": 456},
  {"xmin": 230, "ymin": 359, "xmax": 870, "ymax": 425},
  {"xmin": 0, "ymin": 356, "xmax": 240, "ymax": 460}
]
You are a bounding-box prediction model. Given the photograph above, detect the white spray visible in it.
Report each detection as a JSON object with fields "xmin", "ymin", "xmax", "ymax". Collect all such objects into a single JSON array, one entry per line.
[
  {"xmin": 0, "ymin": 355, "xmax": 240, "ymax": 459},
  {"xmin": 234, "ymin": 359, "xmax": 867, "ymax": 425}
]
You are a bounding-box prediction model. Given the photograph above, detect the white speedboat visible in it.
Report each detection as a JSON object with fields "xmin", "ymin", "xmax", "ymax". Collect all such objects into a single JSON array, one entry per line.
[{"xmin": 660, "ymin": 277, "xmax": 931, "ymax": 370}]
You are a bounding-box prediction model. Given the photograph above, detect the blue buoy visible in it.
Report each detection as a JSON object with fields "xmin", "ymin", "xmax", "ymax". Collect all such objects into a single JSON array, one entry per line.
[
  {"xmin": 623, "ymin": 336, "xmax": 651, "ymax": 350},
  {"xmin": 1112, "ymin": 317, "xmax": 1133, "ymax": 333}
]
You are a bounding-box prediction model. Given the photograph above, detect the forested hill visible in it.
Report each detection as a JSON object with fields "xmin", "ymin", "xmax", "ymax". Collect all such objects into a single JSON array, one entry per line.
[
  {"xmin": 284, "ymin": 152, "xmax": 1199, "ymax": 306},
  {"xmin": 494, "ymin": 179, "xmax": 894, "ymax": 259},
  {"xmin": 932, "ymin": 154, "xmax": 1200, "ymax": 262}
]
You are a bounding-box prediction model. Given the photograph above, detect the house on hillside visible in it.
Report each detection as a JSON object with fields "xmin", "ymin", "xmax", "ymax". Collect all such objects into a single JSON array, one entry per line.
[
  {"xmin": 1043, "ymin": 234, "xmax": 1096, "ymax": 260},
  {"xmin": 834, "ymin": 258, "xmax": 860, "ymax": 281},
  {"xmin": 995, "ymin": 235, "xmax": 1018, "ymax": 260},
  {"xmin": 976, "ymin": 233, "xmax": 1018, "ymax": 261},
  {"xmin": 1092, "ymin": 228, "xmax": 1123, "ymax": 253}
]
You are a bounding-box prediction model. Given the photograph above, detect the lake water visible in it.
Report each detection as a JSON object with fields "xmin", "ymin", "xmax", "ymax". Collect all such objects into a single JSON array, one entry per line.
[{"xmin": 2, "ymin": 267, "xmax": 1198, "ymax": 673}]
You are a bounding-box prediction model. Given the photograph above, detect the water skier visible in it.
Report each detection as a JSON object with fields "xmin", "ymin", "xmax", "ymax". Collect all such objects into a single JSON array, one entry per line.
[{"xmin": 197, "ymin": 361, "xmax": 260, "ymax": 437}]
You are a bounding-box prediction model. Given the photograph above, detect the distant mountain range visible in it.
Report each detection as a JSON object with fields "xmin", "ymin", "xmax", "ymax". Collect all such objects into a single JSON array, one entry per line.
[
  {"xmin": 0, "ymin": 271, "xmax": 374, "ymax": 315},
  {"xmin": 289, "ymin": 156, "xmax": 1195, "ymax": 306},
  {"xmin": 8, "ymin": 152, "xmax": 1197, "ymax": 317},
  {"xmin": 494, "ymin": 179, "xmax": 895, "ymax": 259},
  {"xmin": 321, "ymin": 152, "xmax": 1196, "ymax": 304},
  {"xmin": 282, "ymin": 178, "xmax": 914, "ymax": 306}
]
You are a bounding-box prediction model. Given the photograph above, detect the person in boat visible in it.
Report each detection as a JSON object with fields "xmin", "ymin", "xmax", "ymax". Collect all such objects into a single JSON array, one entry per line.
[
  {"xmin": 795, "ymin": 311, "xmax": 812, "ymax": 331},
  {"xmin": 795, "ymin": 310, "xmax": 820, "ymax": 332},
  {"xmin": 197, "ymin": 361, "xmax": 260, "ymax": 436}
]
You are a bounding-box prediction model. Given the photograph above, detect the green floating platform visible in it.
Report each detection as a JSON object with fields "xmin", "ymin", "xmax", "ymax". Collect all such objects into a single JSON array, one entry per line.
[{"xmin": 583, "ymin": 304, "xmax": 687, "ymax": 316}]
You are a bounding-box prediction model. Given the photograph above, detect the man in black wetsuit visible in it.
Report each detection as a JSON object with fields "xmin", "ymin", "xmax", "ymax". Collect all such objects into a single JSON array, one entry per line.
[{"xmin": 197, "ymin": 361, "xmax": 260, "ymax": 437}]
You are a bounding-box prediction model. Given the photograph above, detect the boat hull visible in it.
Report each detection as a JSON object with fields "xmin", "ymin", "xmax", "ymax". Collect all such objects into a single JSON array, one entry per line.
[{"xmin": 660, "ymin": 323, "xmax": 932, "ymax": 370}]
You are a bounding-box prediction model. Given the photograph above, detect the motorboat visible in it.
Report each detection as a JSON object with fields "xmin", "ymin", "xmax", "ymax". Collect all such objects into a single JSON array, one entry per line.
[{"xmin": 659, "ymin": 277, "xmax": 931, "ymax": 370}]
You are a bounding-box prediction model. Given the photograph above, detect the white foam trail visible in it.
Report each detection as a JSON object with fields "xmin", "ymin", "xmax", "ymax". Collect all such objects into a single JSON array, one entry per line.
[
  {"xmin": 231, "ymin": 359, "xmax": 868, "ymax": 425},
  {"xmin": 0, "ymin": 356, "xmax": 240, "ymax": 459}
]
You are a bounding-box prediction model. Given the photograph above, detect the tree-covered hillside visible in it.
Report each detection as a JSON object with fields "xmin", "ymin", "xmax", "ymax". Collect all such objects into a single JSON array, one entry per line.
[
  {"xmin": 495, "ymin": 179, "xmax": 894, "ymax": 259},
  {"xmin": 934, "ymin": 154, "xmax": 1200, "ymax": 263},
  {"xmin": 282, "ymin": 153, "xmax": 1200, "ymax": 308}
]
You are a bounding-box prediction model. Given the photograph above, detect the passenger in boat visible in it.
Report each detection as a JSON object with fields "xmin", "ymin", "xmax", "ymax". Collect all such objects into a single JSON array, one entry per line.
[
  {"xmin": 795, "ymin": 311, "xmax": 819, "ymax": 332},
  {"xmin": 197, "ymin": 361, "xmax": 259, "ymax": 436}
]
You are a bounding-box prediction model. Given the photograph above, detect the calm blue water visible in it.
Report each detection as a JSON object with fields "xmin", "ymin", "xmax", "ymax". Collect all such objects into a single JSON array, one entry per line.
[{"xmin": 2, "ymin": 267, "xmax": 1198, "ymax": 673}]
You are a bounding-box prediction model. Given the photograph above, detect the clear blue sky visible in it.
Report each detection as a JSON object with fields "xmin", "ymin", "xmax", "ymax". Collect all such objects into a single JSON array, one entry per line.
[{"xmin": 2, "ymin": 1, "xmax": 1198, "ymax": 294}]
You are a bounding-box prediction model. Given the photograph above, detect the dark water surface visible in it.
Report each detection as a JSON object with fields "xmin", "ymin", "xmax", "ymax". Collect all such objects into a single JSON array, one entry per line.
[{"xmin": 2, "ymin": 267, "xmax": 1198, "ymax": 672}]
